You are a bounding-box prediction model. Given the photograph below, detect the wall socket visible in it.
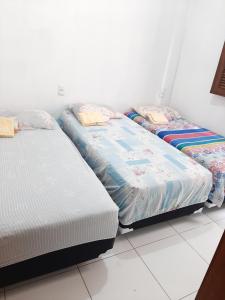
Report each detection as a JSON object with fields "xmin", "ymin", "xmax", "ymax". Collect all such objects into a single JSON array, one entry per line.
[{"xmin": 57, "ymin": 85, "xmax": 65, "ymax": 96}]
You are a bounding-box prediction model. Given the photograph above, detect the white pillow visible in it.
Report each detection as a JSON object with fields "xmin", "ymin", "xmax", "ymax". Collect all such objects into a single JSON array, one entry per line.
[{"xmin": 17, "ymin": 110, "xmax": 56, "ymax": 130}]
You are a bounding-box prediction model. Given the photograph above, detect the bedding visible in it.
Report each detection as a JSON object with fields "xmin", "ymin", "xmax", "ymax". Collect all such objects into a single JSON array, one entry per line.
[
  {"xmin": 0, "ymin": 110, "xmax": 13, "ymax": 117},
  {"xmin": 0, "ymin": 123, "xmax": 118, "ymax": 268},
  {"xmin": 16, "ymin": 110, "xmax": 56, "ymax": 130},
  {"xmin": 71, "ymin": 103, "xmax": 122, "ymax": 121},
  {"xmin": 77, "ymin": 112, "xmax": 108, "ymax": 126},
  {"xmin": 126, "ymin": 110, "xmax": 225, "ymax": 206},
  {"xmin": 147, "ymin": 111, "xmax": 169, "ymax": 124},
  {"xmin": 0, "ymin": 117, "xmax": 15, "ymax": 137},
  {"xmin": 133, "ymin": 105, "xmax": 182, "ymax": 121},
  {"xmin": 60, "ymin": 110, "xmax": 212, "ymax": 227}
]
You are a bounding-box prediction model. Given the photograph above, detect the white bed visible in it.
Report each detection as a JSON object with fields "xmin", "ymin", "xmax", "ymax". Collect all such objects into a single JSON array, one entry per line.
[{"xmin": 0, "ymin": 124, "xmax": 118, "ymax": 271}]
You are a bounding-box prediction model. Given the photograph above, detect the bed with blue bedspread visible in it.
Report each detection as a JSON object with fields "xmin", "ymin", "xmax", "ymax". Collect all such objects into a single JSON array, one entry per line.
[
  {"xmin": 60, "ymin": 110, "xmax": 212, "ymax": 227},
  {"xmin": 126, "ymin": 111, "xmax": 225, "ymax": 207}
]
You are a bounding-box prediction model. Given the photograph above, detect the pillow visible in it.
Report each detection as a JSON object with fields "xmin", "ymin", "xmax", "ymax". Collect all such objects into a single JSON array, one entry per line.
[
  {"xmin": 16, "ymin": 110, "xmax": 56, "ymax": 130},
  {"xmin": 77, "ymin": 112, "xmax": 108, "ymax": 126},
  {"xmin": 166, "ymin": 106, "xmax": 182, "ymax": 120},
  {"xmin": 71, "ymin": 103, "xmax": 122, "ymax": 121},
  {"xmin": 0, "ymin": 109, "xmax": 14, "ymax": 117},
  {"xmin": 133, "ymin": 105, "xmax": 181, "ymax": 121},
  {"xmin": 147, "ymin": 112, "xmax": 169, "ymax": 124},
  {"xmin": 0, "ymin": 117, "xmax": 15, "ymax": 137}
]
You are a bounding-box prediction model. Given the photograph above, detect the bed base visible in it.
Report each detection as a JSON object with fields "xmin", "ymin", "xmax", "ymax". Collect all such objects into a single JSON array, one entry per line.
[
  {"xmin": 0, "ymin": 238, "xmax": 114, "ymax": 288},
  {"xmin": 0, "ymin": 203, "xmax": 204, "ymax": 287},
  {"xmin": 119, "ymin": 203, "xmax": 204, "ymax": 229}
]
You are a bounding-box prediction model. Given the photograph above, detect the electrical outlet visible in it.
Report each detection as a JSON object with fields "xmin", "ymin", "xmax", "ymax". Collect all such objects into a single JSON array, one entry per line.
[{"xmin": 57, "ymin": 85, "xmax": 65, "ymax": 96}]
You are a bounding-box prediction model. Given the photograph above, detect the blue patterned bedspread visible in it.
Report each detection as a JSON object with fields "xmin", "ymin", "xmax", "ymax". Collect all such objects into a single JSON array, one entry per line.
[{"xmin": 60, "ymin": 110, "xmax": 212, "ymax": 226}]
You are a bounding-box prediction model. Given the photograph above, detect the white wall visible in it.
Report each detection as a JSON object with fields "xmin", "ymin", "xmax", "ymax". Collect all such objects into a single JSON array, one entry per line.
[
  {"xmin": 0, "ymin": 0, "xmax": 180, "ymax": 116},
  {"xmin": 170, "ymin": 0, "xmax": 225, "ymax": 135}
]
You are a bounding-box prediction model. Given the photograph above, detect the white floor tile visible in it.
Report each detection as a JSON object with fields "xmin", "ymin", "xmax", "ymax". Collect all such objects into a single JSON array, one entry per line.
[
  {"xmin": 182, "ymin": 292, "xmax": 197, "ymax": 300},
  {"xmin": 79, "ymin": 235, "xmax": 133, "ymax": 266},
  {"xmin": 169, "ymin": 213, "xmax": 211, "ymax": 233},
  {"xmin": 181, "ymin": 222, "xmax": 223, "ymax": 263},
  {"xmin": 80, "ymin": 249, "xmax": 169, "ymax": 300},
  {"xmin": 126, "ymin": 222, "xmax": 176, "ymax": 248},
  {"xmin": 215, "ymin": 218, "xmax": 225, "ymax": 230},
  {"xmin": 6, "ymin": 267, "xmax": 90, "ymax": 300},
  {"xmin": 204, "ymin": 205, "xmax": 225, "ymax": 221},
  {"xmin": 136, "ymin": 235, "xmax": 207, "ymax": 300}
]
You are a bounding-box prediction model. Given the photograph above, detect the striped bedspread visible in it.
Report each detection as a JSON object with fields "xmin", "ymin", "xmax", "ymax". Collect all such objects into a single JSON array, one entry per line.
[
  {"xmin": 157, "ymin": 128, "xmax": 225, "ymax": 152},
  {"xmin": 125, "ymin": 110, "xmax": 225, "ymax": 206},
  {"xmin": 157, "ymin": 128, "xmax": 225, "ymax": 206}
]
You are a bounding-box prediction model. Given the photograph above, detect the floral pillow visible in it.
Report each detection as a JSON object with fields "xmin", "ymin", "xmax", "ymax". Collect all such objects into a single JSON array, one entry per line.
[
  {"xmin": 16, "ymin": 110, "xmax": 56, "ymax": 130},
  {"xmin": 71, "ymin": 103, "xmax": 122, "ymax": 121},
  {"xmin": 133, "ymin": 105, "xmax": 181, "ymax": 122}
]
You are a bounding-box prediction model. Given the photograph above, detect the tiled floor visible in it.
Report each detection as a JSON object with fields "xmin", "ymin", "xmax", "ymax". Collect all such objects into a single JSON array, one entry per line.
[{"xmin": 3, "ymin": 206, "xmax": 225, "ymax": 300}]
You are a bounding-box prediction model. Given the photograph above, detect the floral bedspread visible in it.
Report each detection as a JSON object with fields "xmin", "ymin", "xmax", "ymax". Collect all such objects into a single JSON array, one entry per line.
[
  {"xmin": 60, "ymin": 110, "xmax": 212, "ymax": 226},
  {"xmin": 126, "ymin": 111, "xmax": 225, "ymax": 206}
]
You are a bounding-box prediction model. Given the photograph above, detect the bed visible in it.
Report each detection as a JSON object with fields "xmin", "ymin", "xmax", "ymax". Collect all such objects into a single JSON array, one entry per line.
[
  {"xmin": 126, "ymin": 110, "xmax": 225, "ymax": 206},
  {"xmin": 0, "ymin": 123, "xmax": 118, "ymax": 287},
  {"xmin": 60, "ymin": 110, "xmax": 212, "ymax": 230}
]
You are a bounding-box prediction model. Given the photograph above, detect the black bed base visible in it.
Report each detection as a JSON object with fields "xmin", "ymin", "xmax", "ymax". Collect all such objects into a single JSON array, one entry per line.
[
  {"xmin": 0, "ymin": 203, "xmax": 203, "ymax": 288},
  {"xmin": 0, "ymin": 238, "xmax": 115, "ymax": 288},
  {"xmin": 120, "ymin": 202, "xmax": 204, "ymax": 229}
]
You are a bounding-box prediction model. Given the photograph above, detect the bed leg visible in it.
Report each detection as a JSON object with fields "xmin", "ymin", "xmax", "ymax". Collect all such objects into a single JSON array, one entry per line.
[
  {"xmin": 118, "ymin": 226, "xmax": 133, "ymax": 235},
  {"xmin": 193, "ymin": 207, "xmax": 203, "ymax": 214},
  {"xmin": 205, "ymin": 201, "xmax": 217, "ymax": 209}
]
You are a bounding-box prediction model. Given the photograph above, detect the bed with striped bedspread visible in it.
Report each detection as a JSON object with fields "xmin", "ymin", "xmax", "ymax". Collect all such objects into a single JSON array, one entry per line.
[{"xmin": 126, "ymin": 111, "xmax": 225, "ymax": 207}]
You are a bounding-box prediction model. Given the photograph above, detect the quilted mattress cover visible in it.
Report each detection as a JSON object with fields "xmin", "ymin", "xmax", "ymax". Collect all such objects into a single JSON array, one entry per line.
[{"xmin": 0, "ymin": 125, "xmax": 118, "ymax": 268}]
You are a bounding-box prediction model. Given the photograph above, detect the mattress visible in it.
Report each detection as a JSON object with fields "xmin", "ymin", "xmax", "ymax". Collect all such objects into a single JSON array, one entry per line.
[
  {"xmin": 126, "ymin": 111, "xmax": 225, "ymax": 206},
  {"xmin": 0, "ymin": 125, "xmax": 118, "ymax": 268},
  {"xmin": 60, "ymin": 110, "xmax": 212, "ymax": 226}
]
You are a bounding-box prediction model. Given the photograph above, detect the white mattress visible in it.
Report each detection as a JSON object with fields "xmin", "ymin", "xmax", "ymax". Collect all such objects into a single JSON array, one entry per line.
[{"xmin": 0, "ymin": 126, "xmax": 118, "ymax": 268}]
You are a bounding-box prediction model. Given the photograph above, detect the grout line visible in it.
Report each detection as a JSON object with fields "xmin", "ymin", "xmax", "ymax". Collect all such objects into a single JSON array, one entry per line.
[
  {"xmin": 133, "ymin": 247, "xmax": 172, "ymax": 300},
  {"xmin": 125, "ymin": 235, "xmax": 135, "ymax": 249},
  {"xmin": 81, "ymin": 231, "xmax": 178, "ymax": 267},
  {"xmin": 169, "ymin": 219, "xmax": 212, "ymax": 235},
  {"xmin": 3, "ymin": 288, "xmax": 6, "ymax": 300},
  {"xmin": 77, "ymin": 266, "xmax": 93, "ymax": 300},
  {"xmin": 206, "ymin": 214, "xmax": 225, "ymax": 223},
  {"xmin": 79, "ymin": 248, "xmax": 134, "ymax": 267},
  {"xmin": 202, "ymin": 206, "xmax": 225, "ymax": 222},
  {"xmin": 128, "ymin": 232, "xmax": 177, "ymax": 250},
  {"xmin": 178, "ymin": 290, "xmax": 197, "ymax": 300},
  {"xmin": 80, "ymin": 217, "xmax": 218, "ymax": 268},
  {"xmin": 172, "ymin": 226, "xmax": 209, "ymax": 265}
]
